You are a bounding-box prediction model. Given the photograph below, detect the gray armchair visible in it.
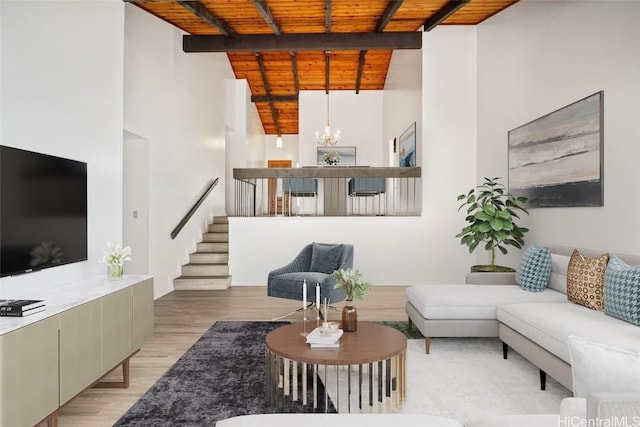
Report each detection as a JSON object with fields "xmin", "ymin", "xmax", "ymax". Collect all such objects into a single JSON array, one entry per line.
[{"xmin": 267, "ymin": 243, "xmax": 354, "ymax": 312}]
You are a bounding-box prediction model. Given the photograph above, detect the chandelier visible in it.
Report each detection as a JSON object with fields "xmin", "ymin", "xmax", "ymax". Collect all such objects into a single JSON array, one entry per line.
[{"xmin": 315, "ymin": 92, "xmax": 341, "ymax": 146}]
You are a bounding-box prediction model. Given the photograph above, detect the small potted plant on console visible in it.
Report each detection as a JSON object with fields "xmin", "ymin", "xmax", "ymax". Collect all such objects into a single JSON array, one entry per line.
[{"xmin": 333, "ymin": 268, "xmax": 371, "ymax": 332}]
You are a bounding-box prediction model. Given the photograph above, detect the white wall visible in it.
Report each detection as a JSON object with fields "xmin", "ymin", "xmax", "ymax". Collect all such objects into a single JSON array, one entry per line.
[
  {"xmin": 476, "ymin": 1, "xmax": 640, "ymax": 263},
  {"xmin": 384, "ymin": 49, "xmax": 422, "ymax": 167},
  {"xmin": 229, "ymin": 28, "xmax": 478, "ymax": 286},
  {"xmin": 265, "ymin": 134, "xmax": 299, "ymax": 165},
  {"xmin": 0, "ymin": 1, "xmax": 124, "ymax": 297},
  {"xmin": 245, "ymin": 85, "xmax": 266, "ymax": 168},
  {"xmin": 299, "ymin": 91, "xmax": 384, "ymax": 166},
  {"xmin": 224, "ymin": 79, "xmax": 266, "ymax": 215},
  {"xmin": 123, "ymin": 131, "xmax": 150, "ymax": 275},
  {"xmin": 123, "ymin": 4, "xmax": 234, "ymax": 297},
  {"xmin": 421, "ymin": 27, "xmax": 478, "ymax": 276},
  {"xmin": 224, "ymin": 80, "xmax": 249, "ymax": 214}
]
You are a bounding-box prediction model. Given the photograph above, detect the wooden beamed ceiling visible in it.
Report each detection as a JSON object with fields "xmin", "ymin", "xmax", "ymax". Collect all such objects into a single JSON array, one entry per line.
[{"xmin": 129, "ymin": 0, "xmax": 518, "ymax": 135}]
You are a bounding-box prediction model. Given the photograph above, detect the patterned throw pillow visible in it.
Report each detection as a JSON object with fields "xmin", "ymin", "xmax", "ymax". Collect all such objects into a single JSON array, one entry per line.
[
  {"xmin": 566, "ymin": 250, "xmax": 609, "ymax": 311},
  {"xmin": 515, "ymin": 244, "xmax": 552, "ymax": 292},
  {"xmin": 604, "ymin": 255, "xmax": 640, "ymax": 326}
]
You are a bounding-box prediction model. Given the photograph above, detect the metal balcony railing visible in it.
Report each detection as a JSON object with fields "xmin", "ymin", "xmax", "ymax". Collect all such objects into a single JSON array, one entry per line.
[{"xmin": 232, "ymin": 167, "xmax": 421, "ymax": 217}]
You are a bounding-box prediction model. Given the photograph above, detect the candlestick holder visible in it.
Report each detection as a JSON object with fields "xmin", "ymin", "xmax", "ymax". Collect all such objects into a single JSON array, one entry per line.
[{"xmin": 300, "ymin": 306, "xmax": 309, "ymax": 337}]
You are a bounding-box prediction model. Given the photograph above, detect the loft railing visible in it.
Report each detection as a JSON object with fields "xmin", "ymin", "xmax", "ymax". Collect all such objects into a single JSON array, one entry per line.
[
  {"xmin": 170, "ymin": 178, "xmax": 219, "ymax": 239},
  {"xmin": 232, "ymin": 167, "xmax": 421, "ymax": 217},
  {"xmin": 234, "ymin": 178, "xmax": 257, "ymax": 217}
]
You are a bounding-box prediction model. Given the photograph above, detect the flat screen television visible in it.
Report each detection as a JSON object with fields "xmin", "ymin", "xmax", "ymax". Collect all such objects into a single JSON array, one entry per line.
[{"xmin": 0, "ymin": 146, "xmax": 87, "ymax": 277}]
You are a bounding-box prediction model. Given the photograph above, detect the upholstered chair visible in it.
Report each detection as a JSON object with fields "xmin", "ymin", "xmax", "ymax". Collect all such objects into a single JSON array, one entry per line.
[{"xmin": 267, "ymin": 243, "xmax": 354, "ymax": 312}]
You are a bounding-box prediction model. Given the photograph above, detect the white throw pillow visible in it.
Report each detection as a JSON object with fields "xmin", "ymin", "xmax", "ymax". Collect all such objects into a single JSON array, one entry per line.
[{"xmin": 567, "ymin": 335, "xmax": 640, "ymax": 398}]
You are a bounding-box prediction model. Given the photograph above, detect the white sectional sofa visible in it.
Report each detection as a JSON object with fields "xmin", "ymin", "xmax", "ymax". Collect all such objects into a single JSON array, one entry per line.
[
  {"xmin": 468, "ymin": 392, "xmax": 640, "ymax": 427},
  {"xmin": 215, "ymin": 394, "xmax": 640, "ymax": 427},
  {"xmin": 405, "ymin": 245, "xmax": 640, "ymax": 391},
  {"xmin": 216, "ymin": 414, "xmax": 464, "ymax": 426}
]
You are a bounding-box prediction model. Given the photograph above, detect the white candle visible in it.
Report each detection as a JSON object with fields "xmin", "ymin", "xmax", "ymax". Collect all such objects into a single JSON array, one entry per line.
[
  {"xmin": 303, "ymin": 280, "xmax": 307, "ymax": 310},
  {"xmin": 315, "ymin": 283, "xmax": 321, "ymax": 308},
  {"xmin": 324, "ymin": 297, "xmax": 328, "ymax": 321}
]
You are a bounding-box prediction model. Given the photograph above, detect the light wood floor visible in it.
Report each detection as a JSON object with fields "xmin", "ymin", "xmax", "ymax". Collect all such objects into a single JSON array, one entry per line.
[{"xmin": 56, "ymin": 286, "xmax": 408, "ymax": 426}]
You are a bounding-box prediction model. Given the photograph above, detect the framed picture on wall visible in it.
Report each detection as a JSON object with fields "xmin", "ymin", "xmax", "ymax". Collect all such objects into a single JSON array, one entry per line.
[
  {"xmin": 317, "ymin": 146, "xmax": 356, "ymax": 166},
  {"xmin": 508, "ymin": 91, "xmax": 604, "ymax": 208},
  {"xmin": 398, "ymin": 122, "xmax": 416, "ymax": 167}
]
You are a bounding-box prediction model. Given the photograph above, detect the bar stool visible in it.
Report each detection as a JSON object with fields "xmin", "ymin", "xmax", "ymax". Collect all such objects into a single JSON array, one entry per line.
[
  {"xmin": 348, "ymin": 178, "xmax": 386, "ymax": 215},
  {"xmin": 283, "ymin": 178, "xmax": 318, "ymax": 215}
]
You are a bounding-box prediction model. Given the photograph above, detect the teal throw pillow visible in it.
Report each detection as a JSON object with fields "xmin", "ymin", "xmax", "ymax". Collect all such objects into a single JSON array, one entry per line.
[
  {"xmin": 516, "ymin": 244, "xmax": 552, "ymax": 292},
  {"xmin": 309, "ymin": 243, "xmax": 343, "ymax": 274},
  {"xmin": 604, "ymin": 255, "xmax": 640, "ymax": 326}
]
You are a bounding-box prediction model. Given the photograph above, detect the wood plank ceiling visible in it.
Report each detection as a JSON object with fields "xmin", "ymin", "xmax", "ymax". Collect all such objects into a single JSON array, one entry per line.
[{"xmin": 128, "ymin": 0, "xmax": 517, "ymax": 135}]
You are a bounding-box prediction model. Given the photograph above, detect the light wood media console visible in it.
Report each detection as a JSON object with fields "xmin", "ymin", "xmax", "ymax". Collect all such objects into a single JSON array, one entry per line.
[{"xmin": 0, "ymin": 275, "xmax": 154, "ymax": 427}]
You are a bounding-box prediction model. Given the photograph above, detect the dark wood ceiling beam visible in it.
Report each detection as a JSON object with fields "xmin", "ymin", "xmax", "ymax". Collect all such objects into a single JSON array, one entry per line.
[
  {"xmin": 355, "ymin": 1, "xmax": 403, "ymax": 94},
  {"xmin": 251, "ymin": 0, "xmax": 281, "ymax": 35},
  {"xmin": 423, "ymin": 0, "xmax": 470, "ymax": 32},
  {"xmin": 324, "ymin": 51, "xmax": 330, "ymax": 94},
  {"xmin": 177, "ymin": 1, "xmax": 235, "ymax": 36},
  {"xmin": 183, "ymin": 32, "xmax": 422, "ymax": 52},
  {"xmin": 289, "ymin": 52, "xmax": 300, "ymax": 94},
  {"xmin": 325, "ymin": 0, "xmax": 332, "ymax": 33},
  {"xmin": 355, "ymin": 51, "xmax": 367, "ymax": 94},
  {"xmin": 251, "ymin": 94, "xmax": 299, "ymax": 103},
  {"xmin": 250, "ymin": 0, "xmax": 299, "ymax": 101},
  {"xmin": 375, "ymin": 0, "xmax": 404, "ymax": 33},
  {"xmin": 255, "ymin": 53, "xmax": 282, "ymax": 136}
]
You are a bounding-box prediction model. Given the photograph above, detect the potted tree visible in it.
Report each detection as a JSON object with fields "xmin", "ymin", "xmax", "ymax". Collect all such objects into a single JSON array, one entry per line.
[
  {"xmin": 333, "ymin": 268, "xmax": 371, "ymax": 332},
  {"xmin": 456, "ymin": 177, "xmax": 529, "ymax": 272}
]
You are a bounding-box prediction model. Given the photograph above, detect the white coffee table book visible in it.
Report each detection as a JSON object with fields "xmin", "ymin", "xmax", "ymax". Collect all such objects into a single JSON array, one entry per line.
[{"xmin": 305, "ymin": 323, "xmax": 343, "ymax": 347}]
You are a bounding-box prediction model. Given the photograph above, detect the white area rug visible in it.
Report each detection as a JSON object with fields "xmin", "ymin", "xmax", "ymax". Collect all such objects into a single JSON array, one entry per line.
[{"xmin": 322, "ymin": 337, "xmax": 571, "ymax": 423}]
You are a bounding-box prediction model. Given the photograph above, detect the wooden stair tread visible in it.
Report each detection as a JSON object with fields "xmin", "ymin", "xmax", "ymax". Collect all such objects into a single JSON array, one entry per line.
[
  {"xmin": 182, "ymin": 262, "xmax": 228, "ymax": 267},
  {"xmin": 175, "ymin": 216, "xmax": 231, "ymax": 290}
]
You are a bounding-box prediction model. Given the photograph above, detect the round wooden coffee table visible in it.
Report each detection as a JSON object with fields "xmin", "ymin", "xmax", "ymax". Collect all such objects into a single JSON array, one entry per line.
[{"xmin": 265, "ymin": 321, "xmax": 407, "ymax": 413}]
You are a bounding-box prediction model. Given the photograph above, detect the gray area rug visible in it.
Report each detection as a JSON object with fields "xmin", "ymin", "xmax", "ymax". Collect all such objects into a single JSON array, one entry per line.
[
  {"xmin": 115, "ymin": 321, "xmax": 333, "ymax": 426},
  {"xmin": 116, "ymin": 321, "xmax": 572, "ymax": 425}
]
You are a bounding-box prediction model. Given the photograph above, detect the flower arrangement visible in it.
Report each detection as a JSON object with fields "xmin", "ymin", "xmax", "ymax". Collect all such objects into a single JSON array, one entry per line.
[
  {"xmin": 333, "ymin": 268, "xmax": 371, "ymax": 301},
  {"xmin": 100, "ymin": 242, "xmax": 132, "ymax": 278},
  {"xmin": 323, "ymin": 151, "xmax": 341, "ymax": 165}
]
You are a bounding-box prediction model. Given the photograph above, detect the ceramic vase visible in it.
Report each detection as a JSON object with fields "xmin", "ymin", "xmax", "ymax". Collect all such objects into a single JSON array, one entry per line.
[{"xmin": 342, "ymin": 303, "xmax": 357, "ymax": 332}]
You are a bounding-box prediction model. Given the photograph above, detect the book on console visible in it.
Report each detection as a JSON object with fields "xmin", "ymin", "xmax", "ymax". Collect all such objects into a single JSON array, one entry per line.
[
  {"xmin": 309, "ymin": 342, "xmax": 341, "ymax": 348},
  {"xmin": 0, "ymin": 300, "xmax": 45, "ymax": 317},
  {"xmin": 306, "ymin": 327, "xmax": 343, "ymax": 345}
]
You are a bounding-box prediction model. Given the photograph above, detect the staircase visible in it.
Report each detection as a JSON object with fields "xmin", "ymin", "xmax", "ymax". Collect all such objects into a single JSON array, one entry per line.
[{"xmin": 173, "ymin": 216, "xmax": 231, "ymax": 290}]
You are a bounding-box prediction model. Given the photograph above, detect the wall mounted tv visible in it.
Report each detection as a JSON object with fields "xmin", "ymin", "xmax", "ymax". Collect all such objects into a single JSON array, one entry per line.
[{"xmin": 1, "ymin": 146, "xmax": 87, "ymax": 277}]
